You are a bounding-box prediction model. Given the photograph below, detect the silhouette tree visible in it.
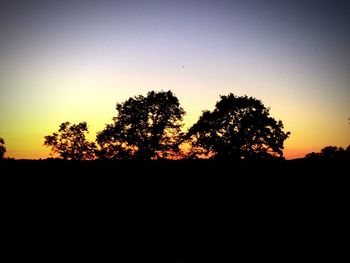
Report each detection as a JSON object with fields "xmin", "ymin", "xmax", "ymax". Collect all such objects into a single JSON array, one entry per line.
[
  {"xmin": 187, "ymin": 94, "xmax": 290, "ymax": 160},
  {"xmin": 304, "ymin": 151, "xmax": 321, "ymax": 159},
  {"xmin": 305, "ymin": 145, "xmax": 349, "ymax": 160},
  {"xmin": 44, "ymin": 122, "xmax": 96, "ymax": 160},
  {"xmin": 0, "ymin": 137, "xmax": 6, "ymax": 159},
  {"xmin": 346, "ymin": 145, "xmax": 350, "ymax": 159},
  {"xmin": 321, "ymin": 146, "xmax": 343, "ymax": 159},
  {"xmin": 96, "ymin": 90, "xmax": 185, "ymax": 160}
]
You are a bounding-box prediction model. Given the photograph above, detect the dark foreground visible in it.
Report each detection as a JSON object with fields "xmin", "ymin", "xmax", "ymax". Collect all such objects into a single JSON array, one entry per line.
[{"xmin": 2, "ymin": 160, "xmax": 348, "ymax": 262}]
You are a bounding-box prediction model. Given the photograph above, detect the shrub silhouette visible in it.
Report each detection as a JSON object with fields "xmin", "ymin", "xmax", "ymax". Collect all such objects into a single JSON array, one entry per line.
[
  {"xmin": 0, "ymin": 137, "xmax": 6, "ymax": 159},
  {"xmin": 96, "ymin": 90, "xmax": 185, "ymax": 160},
  {"xmin": 186, "ymin": 94, "xmax": 290, "ymax": 160},
  {"xmin": 44, "ymin": 122, "xmax": 96, "ymax": 160}
]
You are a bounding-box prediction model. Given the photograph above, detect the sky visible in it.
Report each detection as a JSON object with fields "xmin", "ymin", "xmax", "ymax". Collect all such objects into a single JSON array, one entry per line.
[{"xmin": 0, "ymin": 0, "xmax": 349, "ymax": 159}]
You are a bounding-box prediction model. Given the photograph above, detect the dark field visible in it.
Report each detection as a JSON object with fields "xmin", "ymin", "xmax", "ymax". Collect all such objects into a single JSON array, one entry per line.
[{"xmin": 2, "ymin": 160, "xmax": 348, "ymax": 262}]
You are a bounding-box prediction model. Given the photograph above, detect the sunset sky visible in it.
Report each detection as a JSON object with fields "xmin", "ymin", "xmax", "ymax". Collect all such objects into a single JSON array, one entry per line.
[{"xmin": 0, "ymin": 0, "xmax": 349, "ymax": 159}]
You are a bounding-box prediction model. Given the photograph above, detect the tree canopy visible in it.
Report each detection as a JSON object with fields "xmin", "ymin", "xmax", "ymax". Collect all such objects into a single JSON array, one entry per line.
[
  {"xmin": 44, "ymin": 122, "xmax": 96, "ymax": 160},
  {"xmin": 187, "ymin": 94, "xmax": 290, "ymax": 160},
  {"xmin": 40, "ymin": 91, "xmax": 296, "ymax": 161},
  {"xmin": 0, "ymin": 137, "xmax": 6, "ymax": 159},
  {"xmin": 96, "ymin": 90, "xmax": 185, "ymax": 160}
]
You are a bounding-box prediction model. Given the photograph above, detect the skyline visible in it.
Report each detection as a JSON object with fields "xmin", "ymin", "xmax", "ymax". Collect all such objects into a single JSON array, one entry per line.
[{"xmin": 0, "ymin": 0, "xmax": 349, "ymax": 159}]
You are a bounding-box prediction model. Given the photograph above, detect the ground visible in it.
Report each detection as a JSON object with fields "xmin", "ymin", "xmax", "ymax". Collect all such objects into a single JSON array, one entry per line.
[{"xmin": 2, "ymin": 159, "xmax": 348, "ymax": 262}]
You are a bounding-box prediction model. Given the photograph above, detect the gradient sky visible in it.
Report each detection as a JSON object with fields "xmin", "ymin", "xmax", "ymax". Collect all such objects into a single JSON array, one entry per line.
[{"xmin": 0, "ymin": 0, "xmax": 349, "ymax": 159}]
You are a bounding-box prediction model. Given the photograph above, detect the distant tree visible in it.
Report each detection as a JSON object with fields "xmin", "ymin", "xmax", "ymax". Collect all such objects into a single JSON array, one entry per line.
[
  {"xmin": 187, "ymin": 94, "xmax": 290, "ymax": 160},
  {"xmin": 304, "ymin": 152, "xmax": 321, "ymax": 159},
  {"xmin": 0, "ymin": 137, "xmax": 6, "ymax": 159},
  {"xmin": 96, "ymin": 90, "xmax": 185, "ymax": 160},
  {"xmin": 346, "ymin": 145, "xmax": 350, "ymax": 158},
  {"xmin": 321, "ymin": 146, "xmax": 343, "ymax": 159},
  {"xmin": 305, "ymin": 145, "xmax": 349, "ymax": 160},
  {"xmin": 44, "ymin": 122, "xmax": 96, "ymax": 160}
]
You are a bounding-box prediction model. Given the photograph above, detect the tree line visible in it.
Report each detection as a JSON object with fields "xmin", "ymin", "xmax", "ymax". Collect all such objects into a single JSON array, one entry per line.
[
  {"xmin": 305, "ymin": 146, "xmax": 350, "ymax": 160},
  {"xmin": 0, "ymin": 90, "xmax": 348, "ymax": 161},
  {"xmin": 44, "ymin": 90, "xmax": 290, "ymax": 160}
]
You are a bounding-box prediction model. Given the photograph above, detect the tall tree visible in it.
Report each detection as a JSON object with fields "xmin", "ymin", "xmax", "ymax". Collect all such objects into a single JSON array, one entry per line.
[
  {"xmin": 187, "ymin": 94, "xmax": 290, "ymax": 160},
  {"xmin": 96, "ymin": 90, "xmax": 185, "ymax": 160},
  {"xmin": 0, "ymin": 137, "xmax": 6, "ymax": 159},
  {"xmin": 44, "ymin": 122, "xmax": 96, "ymax": 160}
]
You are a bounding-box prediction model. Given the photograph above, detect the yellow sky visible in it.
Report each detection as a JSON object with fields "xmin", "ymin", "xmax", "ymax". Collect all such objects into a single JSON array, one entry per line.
[{"xmin": 1, "ymin": 65, "xmax": 348, "ymax": 159}]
